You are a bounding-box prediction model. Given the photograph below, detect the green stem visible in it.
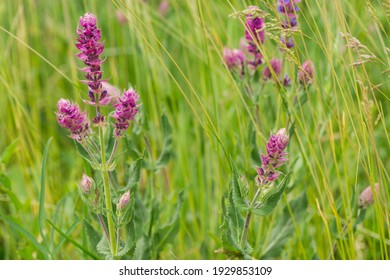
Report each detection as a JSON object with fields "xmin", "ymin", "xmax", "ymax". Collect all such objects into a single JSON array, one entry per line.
[
  {"xmin": 99, "ymin": 126, "xmax": 117, "ymax": 257},
  {"xmin": 240, "ymin": 187, "xmax": 263, "ymax": 248},
  {"xmin": 107, "ymin": 140, "xmax": 118, "ymax": 165}
]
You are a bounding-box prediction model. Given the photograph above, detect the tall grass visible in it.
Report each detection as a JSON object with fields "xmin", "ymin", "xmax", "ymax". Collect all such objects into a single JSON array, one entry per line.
[{"xmin": 0, "ymin": 0, "xmax": 388, "ymax": 259}]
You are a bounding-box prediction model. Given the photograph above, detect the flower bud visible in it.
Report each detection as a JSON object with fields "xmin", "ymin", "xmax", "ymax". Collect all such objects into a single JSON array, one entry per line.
[
  {"xmin": 359, "ymin": 183, "xmax": 379, "ymax": 209},
  {"xmin": 80, "ymin": 173, "xmax": 94, "ymax": 194},
  {"xmin": 117, "ymin": 191, "xmax": 130, "ymax": 211}
]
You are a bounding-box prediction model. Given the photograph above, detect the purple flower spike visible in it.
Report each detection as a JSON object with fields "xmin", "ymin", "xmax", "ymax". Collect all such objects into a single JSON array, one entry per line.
[
  {"xmin": 113, "ymin": 89, "xmax": 139, "ymax": 138},
  {"xmin": 245, "ymin": 6, "xmax": 265, "ymax": 68},
  {"xmin": 277, "ymin": 0, "xmax": 301, "ymax": 18},
  {"xmin": 278, "ymin": 0, "xmax": 301, "ymax": 50},
  {"xmin": 262, "ymin": 58, "xmax": 282, "ymax": 80},
  {"xmin": 223, "ymin": 47, "xmax": 245, "ymax": 76},
  {"xmin": 56, "ymin": 98, "xmax": 90, "ymax": 142},
  {"xmin": 256, "ymin": 128, "xmax": 289, "ymax": 185},
  {"xmin": 76, "ymin": 13, "xmax": 108, "ymax": 106}
]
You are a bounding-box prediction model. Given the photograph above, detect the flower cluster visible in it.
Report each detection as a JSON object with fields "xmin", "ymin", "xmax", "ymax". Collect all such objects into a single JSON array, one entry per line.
[
  {"xmin": 113, "ymin": 89, "xmax": 139, "ymax": 138},
  {"xmin": 277, "ymin": 0, "xmax": 301, "ymax": 48},
  {"xmin": 223, "ymin": 47, "xmax": 245, "ymax": 76},
  {"xmin": 245, "ymin": 6, "xmax": 265, "ymax": 68},
  {"xmin": 56, "ymin": 99, "xmax": 90, "ymax": 142},
  {"xmin": 298, "ymin": 60, "xmax": 315, "ymax": 84},
  {"xmin": 262, "ymin": 58, "xmax": 282, "ymax": 81},
  {"xmin": 256, "ymin": 128, "xmax": 289, "ymax": 185},
  {"xmin": 76, "ymin": 13, "xmax": 109, "ymax": 107},
  {"xmin": 359, "ymin": 183, "xmax": 379, "ymax": 209}
]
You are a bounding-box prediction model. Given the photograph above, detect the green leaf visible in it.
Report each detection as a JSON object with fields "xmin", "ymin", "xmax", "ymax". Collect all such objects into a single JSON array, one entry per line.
[
  {"xmin": 118, "ymin": 157, "xmax": 144, "ymax": 226},
  {"xmin": 153, "ymin": 191, "xmax": 184, "ymax": 254},
  {"xmin": 219, "ymin": 191, "xmax": 252, "ymax": 259},
  {"xmin": 0, "ymin": 182, "xmax": 22, "ymax": 209},
  {"xmin": 3, "ymin": 215, "xmax": 51, "ymax": 259},
  {"xmin": 155, "ymin": 114, "xmax": 173, "ymax": 169},
  {"xmin": 126, "ymin": 157, "xmax": 143, "ymax": 191},
  {"xmin": 75, "ymin": 141, "xmax": 101, "ymax": 171},
  {"xmin": 1, "ymin": 138, "xmax": 19, "ymax": 165},
  {"xmin": 38, "ymin": 137, "xmax": 52, "ymax": 248},
  {"xmin": 252, "ymin": 173, "xmax": 290, "ymax": 216},
  {"xmin": 83, "ymin": 220, "xmax": 101, "ymax": 253},
  {"xmin": 0, "ymin": 174, "xmax": 11, "ymax": 189},
  {"xmin": 230, "ymin": 160, "xmax": 249, "ymax": 212},
  {"xmin": 96, "ymin": 236, "xmax": 112, "ymax": 259},
  {"xmin": 250, "ymin": 129, "xmax": 261, "ymax": 166},
  {"xmin": 260, "ymin": 191, "xmax": 308, "ymax": 259},
  {"xmin": 47, "ymin": 220, "xmax": 99, "ymax": 260}
]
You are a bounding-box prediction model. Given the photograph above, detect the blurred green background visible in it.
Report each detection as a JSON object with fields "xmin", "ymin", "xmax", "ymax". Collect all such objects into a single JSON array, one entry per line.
[{"xmin": 0, "ymin": 0, "xmax": 389, "ymax": 259}]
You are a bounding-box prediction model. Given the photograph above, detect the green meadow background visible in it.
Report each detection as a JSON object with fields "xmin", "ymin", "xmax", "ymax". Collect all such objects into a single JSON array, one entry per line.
[{"xmin": 0, "ymin": 0, "xmax": 389, "ymax": 259}]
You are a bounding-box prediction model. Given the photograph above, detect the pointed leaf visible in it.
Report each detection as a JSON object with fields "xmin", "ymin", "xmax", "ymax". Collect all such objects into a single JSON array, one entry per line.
[
  {"xmin": 38, "ymin": 137, "xmax": 52, "ymax": 246},
  {"xmin": 155, "ymin": 114, "xmax": 173, "ymax": 169},
  {"xmin": 153, "ymin": 191, "xmax": 184, "ymax": 253},
  {"xmin": 1, "ymin": 138, "xmax": 19, "ymax": 165},
  {"xmin": 261, "ymin": 191, "xmax": 307, "ymax": 259},
  {"xmin": 252, "ymin": 173, "xmax": 290, "ymax": 216},
  {"xmin": 96, "ymin": 236, "xmax": 112, "ymax": 259},
  {"xmin": 230, "ymin": 160, "xmax": 249, "ymax": 212},
  {"xmin": 83, "ymin": 220, "xmax": 101, "ymax": 252}
]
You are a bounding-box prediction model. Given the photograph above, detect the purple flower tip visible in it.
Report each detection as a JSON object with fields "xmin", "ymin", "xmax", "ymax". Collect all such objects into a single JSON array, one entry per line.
[
  {"xmin": 256, "ymin": 128, "xmax": 289, "ymax": 185},
  {"xmin": 277, "ymin": 0, "xmax": 301, "ymax": 18},
  {"xmin": 76, "ymin": 13, "xmax": 106, "ymax": 104},
  {"xmin": 113, "ymin": 89, "xmax": 139, "ymax": 138},
  {"xmin": 245, "ymin": 6, "xmax": 265, "ymax": 68},
  {"xmin": 262, "ymin": 58, "xmax": 282, "ymax": 80},
  {"xmin": 298, "ymin": 60, "xmax": 315, "ymax": 84},
  {"xmin": 56, "ymin": 99, "xmax": 90, "ymax": 142}
]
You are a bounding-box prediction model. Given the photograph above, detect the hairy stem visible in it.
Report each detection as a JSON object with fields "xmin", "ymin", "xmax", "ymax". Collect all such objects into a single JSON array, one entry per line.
[
  {"xmin": 240, "ymin": 187, "xmax": 263, "ymax": 248},
  {"xmin": 99, "ymin": 126, "xmax": 117, "ymax": 256},
  {"xmin": 107, "ymin": 140, "xmax": 118, "ymax": 165},
  {"xmin": 97, "ymin": 213, "xmax": 109, "ymax": 241}
]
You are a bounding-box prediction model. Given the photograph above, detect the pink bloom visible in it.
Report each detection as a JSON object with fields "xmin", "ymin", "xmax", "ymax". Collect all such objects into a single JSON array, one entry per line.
[
  {"xmin": 256, "ymin": 128, "xmax": 289, "ymax": 185},
  {"xmin": 262, "ymin": 58, "xmax": 282, "ymax": 80},
  {"xmin": 56, "ymin": 99, "xmax": 90, "ymax": 142},
  {"xmin": 76, "ymin": 13, "xmax": 108, "ymax": 106},
  {"xmin": 359, "ymin": 183, "xmax": 379, "ymax": 208},
  {"xmin": 245, "ymin": 6, "xmax": 265, "ymax": 68},
  {"xmin": 113, "ymin": 89, "xmax": 139, "ymax": 138},
  {"xmin": 223, "ymin": 47, "xmax": 245, "ymax": 75},
  {"xmin": 298, "ymin": 60, "xmax": 315, "ymax": 84}
]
